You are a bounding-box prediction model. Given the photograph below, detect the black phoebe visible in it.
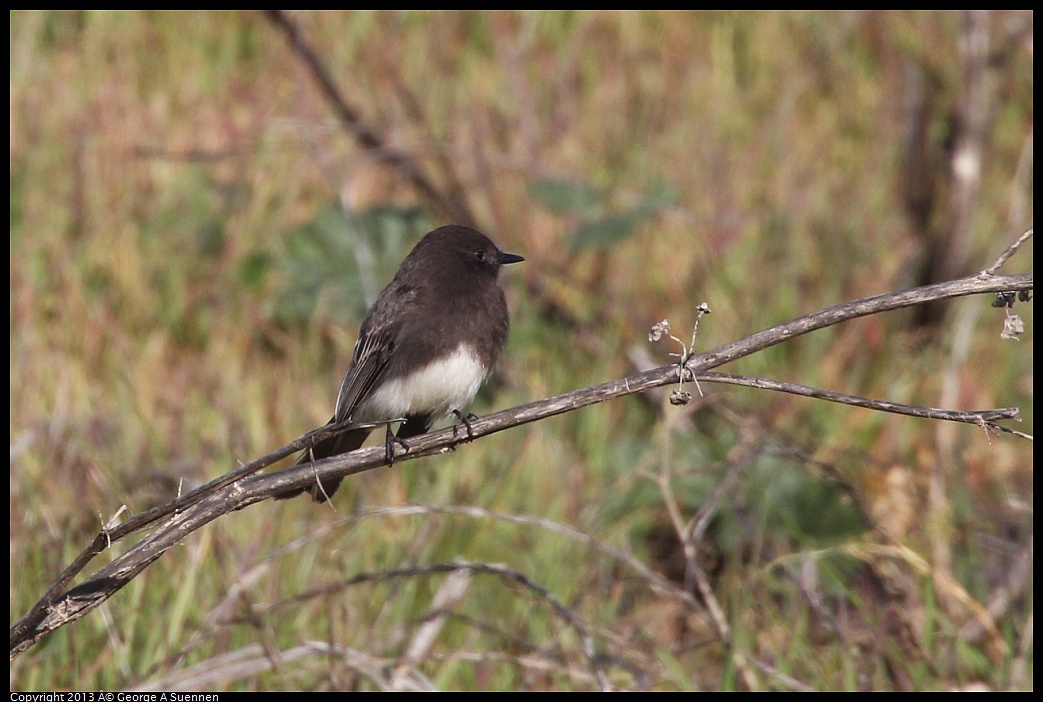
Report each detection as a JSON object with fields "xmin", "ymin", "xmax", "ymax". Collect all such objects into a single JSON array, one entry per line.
[{"xmin": 277, "ymin": 224, "xmax": 524, "ymax": 502}]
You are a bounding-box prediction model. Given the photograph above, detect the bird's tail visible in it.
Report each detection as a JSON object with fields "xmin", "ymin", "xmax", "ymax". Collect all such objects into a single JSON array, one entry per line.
[{"xmin": 274, "ymin": 422, "xmax": 371, "ymax": 502}]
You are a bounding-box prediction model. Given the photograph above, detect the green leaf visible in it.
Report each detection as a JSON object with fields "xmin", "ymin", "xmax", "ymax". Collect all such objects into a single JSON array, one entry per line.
[
  {"xmin": 569, "ymin": 207, "xmax": 655, "ymax": 249},
  {"xmin": 239, "ymin": 252, "xmax": 271, "ymax": 291},
  {"xmin": 527, "ymin": 177, "xmax": 604, "ymax": 217}
]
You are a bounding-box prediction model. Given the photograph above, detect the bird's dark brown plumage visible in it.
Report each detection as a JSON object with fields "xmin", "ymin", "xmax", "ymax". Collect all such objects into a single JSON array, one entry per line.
[{"xmin": 277, "ymin": 224, "xmax": 523, "ymax": 502}]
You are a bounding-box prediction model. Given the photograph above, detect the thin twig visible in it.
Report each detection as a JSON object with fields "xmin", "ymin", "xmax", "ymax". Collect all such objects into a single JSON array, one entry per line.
[
  {"xmin": 699, "ymin": 372, "xmax": 1020, "ymax": 427},
  {"xmin": 267, "ymin": 562, "xmax": 612, "ymax": 691},
  {"xmin": 984, "ymin": 227, "xmax": 1033, "ymax": 275}
]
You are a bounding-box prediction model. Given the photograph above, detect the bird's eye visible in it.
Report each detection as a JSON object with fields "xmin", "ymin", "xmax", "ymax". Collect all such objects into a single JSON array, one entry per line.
[{"xmin": 474, "ymin": 248, "xmax": 487, "ymax": 262}]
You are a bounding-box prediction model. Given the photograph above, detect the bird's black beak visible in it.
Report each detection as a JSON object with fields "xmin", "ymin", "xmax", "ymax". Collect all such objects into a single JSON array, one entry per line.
[{"xmin": 498, "ymin": 251, "xmax": 525, "ymax": 265}]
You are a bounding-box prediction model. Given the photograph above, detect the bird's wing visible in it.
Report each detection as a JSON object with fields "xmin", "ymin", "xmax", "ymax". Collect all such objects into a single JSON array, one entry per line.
[
  {"xmin": 332, "ymin": 282, "xmax": 416, "ymax": 422},
  {"xmin": 332, "ymin": 325, "xmax": 393, "ymax": 423}
]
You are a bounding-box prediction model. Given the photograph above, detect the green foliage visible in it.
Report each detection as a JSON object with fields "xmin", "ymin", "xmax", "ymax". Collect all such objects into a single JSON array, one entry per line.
[
  {"xmin": 274, "ymin": 204, "xmax": 429, "ymax": 324},
  {"xmin": 528, "ymin": 176, "xmax": 679, "ymax": 249},
  {"xmin": 749, "ymin": 457, "xmax": 866, "ymax": 544}
]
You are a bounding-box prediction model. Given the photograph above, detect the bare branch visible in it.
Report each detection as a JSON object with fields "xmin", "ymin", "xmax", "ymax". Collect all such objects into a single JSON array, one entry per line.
[
  {"xmin": 262, "ymin": 10, "xmax": 476, "ymax": 226},
  {"xmin": 10, "ymin": 265, "xmax": 1032, "ymax": 658},
  {"xmin": 8, "ymin": 416, "xmax": 390, "ymax": 648}
]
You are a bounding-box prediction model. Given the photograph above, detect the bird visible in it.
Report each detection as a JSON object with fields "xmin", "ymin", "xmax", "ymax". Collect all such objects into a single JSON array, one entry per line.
[{"xmin": 276, "ymin": 224, "xmax": 524, "ymax": 502}]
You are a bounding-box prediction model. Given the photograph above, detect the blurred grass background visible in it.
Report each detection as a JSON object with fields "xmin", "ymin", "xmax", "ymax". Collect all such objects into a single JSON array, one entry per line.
[{"xmin": 9, "ymin": 10, "xmax": 1032, "ymax": 691}]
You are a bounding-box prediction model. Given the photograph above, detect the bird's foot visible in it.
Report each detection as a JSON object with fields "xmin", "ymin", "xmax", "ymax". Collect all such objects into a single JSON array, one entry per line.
[
  {"xmin": 452, "ymin": 410, "xmax": 478, "ymax": 441},
  {"xmin": 384, "ymin": 428, "xmax": 410, "ymax": 464}
]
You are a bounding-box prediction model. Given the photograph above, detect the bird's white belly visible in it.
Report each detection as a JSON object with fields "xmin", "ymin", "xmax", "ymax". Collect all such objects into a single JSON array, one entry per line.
[{"xmin": 360, "ymin": 344, "xmax": 487, "ymax": 421}]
